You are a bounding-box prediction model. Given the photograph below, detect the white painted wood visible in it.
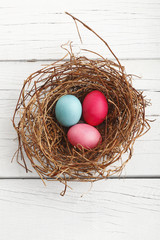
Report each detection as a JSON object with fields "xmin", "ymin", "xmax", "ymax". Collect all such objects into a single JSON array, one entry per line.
[
  {"xmin": 0, "ymin": 60, "xmax": 160, "ymax": 177},
  {"xmin": 0, "ymin": 91, "xmax": 158, "ymax": 117},
  {"xmin": 1, "ymin": 137, "xmax": 160, "ymax": 178},
  {"xmin": 0, "ymin": 0, "xmax": 160, "ymax": 60},
  {"xmin": 0, "ymin": 60, "xmax": 160, "ymax": 117},
  {"xmin": 0, "ymin": 1, "xmax": 159, "ymax": 238},
  {"xmin": 0, "ymin": 116, "xmax": 159, "ymax": 141},
  {"xmin": 0, "ymin": 179, "xmax": 160, "ymax": 240},
  {"xmin": 0, "ymin": 60, "xmax": 160, "ymax": 90}
]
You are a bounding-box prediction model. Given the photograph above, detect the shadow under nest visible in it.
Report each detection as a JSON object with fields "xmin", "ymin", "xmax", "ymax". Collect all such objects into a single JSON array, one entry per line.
[{"xmin": 12, "ymin": 13, "xmax": 150, "ymax": 195}]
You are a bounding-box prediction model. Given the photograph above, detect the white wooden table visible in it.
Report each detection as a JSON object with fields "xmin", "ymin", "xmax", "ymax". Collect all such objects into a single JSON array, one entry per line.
[{"xmin": 0, "ymin": 0, "xmax": 160, "ymax": 239}]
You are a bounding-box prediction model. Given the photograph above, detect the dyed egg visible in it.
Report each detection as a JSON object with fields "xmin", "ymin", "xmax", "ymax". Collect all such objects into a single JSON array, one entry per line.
[
  {"xmin": 82, "ymin": 90, "xmax": 108, "ymax": 126},
  {"xmin": 67, "ymin": 123, "xmax": 102, "ymax": 149},
  {"xmin": 55, "ymin": 95, "xmax": 82, "ymax": 127}
]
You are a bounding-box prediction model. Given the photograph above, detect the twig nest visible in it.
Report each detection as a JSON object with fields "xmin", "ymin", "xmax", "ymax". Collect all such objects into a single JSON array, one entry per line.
[
  {"xmin": 13, "ymin": 55, "xmax": 150, "ymax": 185},
  {"xmin": 12, "ymin": 13, "xmax": 150, "ymax": 194}
]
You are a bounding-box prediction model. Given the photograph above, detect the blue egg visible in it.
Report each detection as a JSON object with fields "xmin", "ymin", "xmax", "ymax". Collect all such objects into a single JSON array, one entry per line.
[{"xmin": 55, "ymin": 95, "xmax": 82, "ymax": 127}]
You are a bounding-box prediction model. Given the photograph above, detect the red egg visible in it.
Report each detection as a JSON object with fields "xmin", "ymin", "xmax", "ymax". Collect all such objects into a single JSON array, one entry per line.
[
  {"xmin": 82, "ymin": 90, "xmax": 108, "ymax": 126},
  {"xmin": 67, "ymin": 123, "xmax": 102, "ymax": 149}
]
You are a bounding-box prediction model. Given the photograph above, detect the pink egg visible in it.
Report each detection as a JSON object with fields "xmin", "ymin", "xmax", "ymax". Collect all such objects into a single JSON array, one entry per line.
[
  {"xmin": 67, "ymin": 123, "xmax": 102, "ymax": 149},
  {"xmin": 82, "ymin": 90, "xmax": 108, "ymax": 126}
]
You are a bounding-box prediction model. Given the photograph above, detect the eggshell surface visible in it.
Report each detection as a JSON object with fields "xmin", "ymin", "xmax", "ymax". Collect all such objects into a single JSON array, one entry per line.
[
  {"xmin": 55, "ymin": 95, "xmax": 82, "ymax": 127},
  {"xmin": 82, "ymin": 90, "xmax": 108, "ymax": 126},
  {"xmin": 67, "ymin": 123, "xmax": 102, "ymax": 149}
]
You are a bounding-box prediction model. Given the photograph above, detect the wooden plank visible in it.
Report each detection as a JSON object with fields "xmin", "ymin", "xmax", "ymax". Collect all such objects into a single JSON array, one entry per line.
[
  {"xmin": 1, "ymin": 136, "xmax": 160, "ymax": 178},
  {"xmin": 0, "ymin": 116, "xmax": 159, "ymax": 141},
  {"xmin": 0, "ymin": 113, "xmax": 160, "ymax": 178},
  {"xmin": 0, "ymin": 0, "xmax": 160, "ymax": 60},
  {"xmin": 0, "ymin": 179, "xmax": 160, "ymax": 240},
  {"xmin": 0, "ymin": 91, "xmax": 158, "ymax": 118},
  {"xmin": 0, "ymin": 60, "xmax": 159, "ymax": 177},
  {"xmin": 0, "ymin": 60, "xmax": 160, "ymax": 118},
  {"xmin": 0, "ymin": 60, "xmax": 160, "ymax": 91}
]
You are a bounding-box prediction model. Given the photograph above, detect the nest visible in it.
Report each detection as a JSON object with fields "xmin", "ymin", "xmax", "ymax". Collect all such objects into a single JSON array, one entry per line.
[{"xmin": 12, "ymin": 13, "xmax": 150, "ymax": 195}]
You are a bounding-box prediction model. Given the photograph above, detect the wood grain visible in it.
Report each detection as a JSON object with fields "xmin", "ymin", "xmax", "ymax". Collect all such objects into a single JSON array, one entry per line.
[
  {"xmin": 0, "ymin": 179, "xmax": 160, "ymax": 240},
  {"xmin": 0, "ymin": 1, "xmax": 160, "ymax": 239},
  {"xmin": 0, "ymin": 0, "xmax": 160, "ymax": 60}
]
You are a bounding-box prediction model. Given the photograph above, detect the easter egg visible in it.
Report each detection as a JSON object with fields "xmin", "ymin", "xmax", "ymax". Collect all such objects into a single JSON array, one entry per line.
[
  {"xmin": 55, "ymin": 95, "xmax": 82, "ymax": 127},
  {"xmin": 67, "ymin": 123, "xmax": 102, "ymax": 149},
  {"xmin": 82, "ymin": 90, "xmax": 108, "ymax": 126}
]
